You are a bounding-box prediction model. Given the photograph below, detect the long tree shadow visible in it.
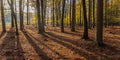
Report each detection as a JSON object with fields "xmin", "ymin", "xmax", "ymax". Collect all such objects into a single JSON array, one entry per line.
[
  {"xmin": 15, "ymin": 35, "xmax": 25, "ymax": 60},
  {"xmin": 0, "ymin": 31, "xmax": 6, "ymax": 39},
  {"xmin": 54, "ymin": 30, "xmax": 83, "ymax": 37},
  {"xmin": 64, "ymin": 31, "xmax": 83, "ymax": 36},
  {"xmin": 42, "ymin": 33, "xmax": 98, "ymax": 60},
  {"xmin": 25, "ymin": 31, "xmax": 66, "ymax": 59},
  {"xmin": 0, "ymin": 28, "xmax": 25, "ymax": 60},
  {"xmin": 44, "ymin": 32, "xmax": 119, "ymax": 60},
  {"xmin": 22, "ymin": 30, "xmax": 52, "ymax": 60}
]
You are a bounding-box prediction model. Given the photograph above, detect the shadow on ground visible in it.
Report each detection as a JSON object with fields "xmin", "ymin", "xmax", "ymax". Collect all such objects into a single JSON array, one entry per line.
[
  {"xmin": 0, "ymin": 28, "xmax": 25, "ymax": 60},
  {"xmin": 22, "ymin": 30, "xmax": 53, "ymax": 60}
]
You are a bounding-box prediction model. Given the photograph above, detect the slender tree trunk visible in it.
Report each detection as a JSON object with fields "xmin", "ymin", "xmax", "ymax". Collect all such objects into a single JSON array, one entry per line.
[
  {"xmin": 27, "ymin": 0, "xmax": 29, "ymax": 25},
  {"xmin": 14, "ymin": 12, "xmax": 19, "ymax": 35},
  {"xmin": 43, "ymin": 0, "xmax": 47, "ymax": 26},
  {"xmin": 1, "ymin": 0, "xmax": 6, "ymax": 32},
  {"xmin": 88, "ymin": 0, "xmax": 91, "ymax": 29},
  {"xmin": 96, "ymin": 0, "xmax": 104, "ymax": 46},
  {"xmin": 13, "ymin": 0, "xmax": 19, "ymax": 35},
  {"xmin": 11, "ymin": 12, "xmax": 14, "ymax": 27},
  {"xmin": 52, "ymin": 0, "xmax": 55, "ymax": 27},
  {"xmin": 104, "ymin": 0, "xmax": 108, "ymax": 28},
  {"xmin": 79, "ymin": 0, "xmax": 82, "ymax": 26},
  {"xmin": 71, "ymin": 0, "xmax": 76, "ymax": 32},
  {"xmin": 55, "ymin": 2, "xmax": 59, "ymax": 26},
  {"xmin": 7, "ymin": 0, "xmax": 19, "ymax": 35},
  {"xmin": 82, "ymin": 0, "xmax": 89, "ymax": 40},
  {"xmin": 92, "ymin": 0, "xmax": 95, "ymax": 28},
  {"xmin": 69, "ymin": 0, "xmax": 72, "ymax": 28},
  {"xmin": 36, "ymin": 0, "xmax": 45, "ymax": 33},
  {"xmin": 41, "ymin": 0, "xmax": 45, "ymax": 32},
  {"xmin": 36, "ymin": 0, "xmax": 42, "ymax": 33},
  {"xmin": 61, "ymin": 0, "xmax": 65, "ymax": 32},
  {"xmin": 19, "ymin": 0, "xmax": 24, "ymax": 30}
]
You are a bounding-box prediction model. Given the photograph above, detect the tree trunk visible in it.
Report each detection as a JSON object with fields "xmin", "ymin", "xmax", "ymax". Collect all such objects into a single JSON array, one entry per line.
[
  {"xmin": 88, "ymin": 0, "xmax": 92, "ymax": 29},
  {"xmin": 41, "ymin": 0, "xmax": 45, "ymax": 32},
  {"xmin": 52, "ymin": 0, "xmax": 55, "ymax": 27},
  {"xmin": 19, "ymin": 0, "xmax": 24, "ymax": 30},
  {"xmin": 96, "ymin": 0, "xmax": 104, "ymax": 46},
  {"xmin": 92, "ymin": 0, "xmax": 95, "ymax": 28},
  {"xmin": 82, "ymin": 0, "xmax": 89, "ymax": 40},
  {"xmin": 1, "ymin": 0, "xmax": 6, "ymax": 32},
  {"xmin": 61, "ymin": 0, "xmax": 65, "ymax": 32},
  {"xmin": 36, "ymin": 0, "xmax": 42, "ymax": 33},
  {"xmin": 104, "ymin": 0, "xmax": 108, "ymax": 28},
  {"xmin": 79, "ymin": 0, "xmax": 82, "ymax": 26},
  {"xmin": 69, "ymin": 0, "xmax": 72, "ymax": 28},
  {"xmin": 27, "ymin": 0, "xmax": 29, "ymax": 25},
  {"xmin": 71, "ymin": 0, "xmax": 76, "ymax": 32}
]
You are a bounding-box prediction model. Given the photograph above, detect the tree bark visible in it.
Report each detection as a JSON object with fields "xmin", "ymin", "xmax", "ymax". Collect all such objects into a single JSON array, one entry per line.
[
  {"xmin": 96, "ymin": 0, "xmax": 104, "ymax": 46},
  {"xmin": 61, "ymin": 0, "xmax": 65, "ymax": 32},
  {"xmin": 1, "ymin": 0, "xmax": 6, "ymax": 32},
  {"xmin": 71, "ymin": 0, "xmax": 76, "ymax": 32},
  {"xmin": 19, "ymin": 0, "xmax": 24, "ymax": 30},
  {"xmin": 82, "ymin": 0, "xmax": 89, "ymax": 40}
]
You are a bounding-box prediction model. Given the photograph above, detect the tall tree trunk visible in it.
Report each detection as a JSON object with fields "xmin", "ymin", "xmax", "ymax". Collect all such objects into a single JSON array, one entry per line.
[
  {"xmin": 96, "ymin": 0, "xmax": 104, "ymax": 46},
  {"xmin": 52, "ymin": 0, "xmax": 55, "ymax": 27},
  {"xmin": 79, "ymin": 0, "xmax": 82, "ymax": 26},
  {"xmin": 8, "ymin": 0, "xmax": 19, "ymax": 35},
  {"xmin": 43, "ymin": 0, "xmax": 47, "ymax": 26},
  {"xmin": 92, "ymin": 0, "xmax": 95, "ymax": 28},
  {"xmin": 69, "ymin": 0, "xmax": 72, "ymax": 28},
  {"xmin": 14, "ymin": 11, "xmax": 19, "ymax": 35},
  {"xmin": 19, "ymin": 0, "xmax": 24, "ymax": 30},
  {"xmin": 41, "ymin": 0, "xmax": 45, "ymax": 32},
  {"xmin": 13, "ymin": 0, "xmax": 19, "ymax": 35},
  {"xmin": 27, "ymin": 0, "xmax": 29, "ymax": 25},
  {"xmin": 36, "ymin": 0, "xmax": 45, "ymax": 33},
  {"xmin": 61, "ymin": 0, "xmax": 65, "ymax": 32},
  {"xmin": 1, "ymin": 0, "xmax": 6, "ymax": 32},
  {"xmin": 82, "ymin": 0, "xmax": 89, "ymax": 40},
  {"xmin": 11, "ymin": 12, "xmax": 14, "ymax": 27},
  {"xmin": 55, "ymin": 2, "xmax": 59, "ymax": 26},
  {"xmin": 36, "ymin": 0, "xmax": 42, "ymax": 33},
  {"xmin": 104, "ymin": 0, "xmax": 108, "ymax": 28},
  {"xmin": 71, "ymin": 0, "xmax": 76, "ymax": 32},
  {"xmin": 88, "ymin": 0, "xmax": 92, "ymax": 29}
]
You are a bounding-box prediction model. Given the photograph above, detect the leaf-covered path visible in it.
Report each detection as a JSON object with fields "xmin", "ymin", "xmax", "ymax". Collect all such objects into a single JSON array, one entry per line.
[{"xmin": 0, "ymin": 27, "xmax": 119, "ymax": 60}]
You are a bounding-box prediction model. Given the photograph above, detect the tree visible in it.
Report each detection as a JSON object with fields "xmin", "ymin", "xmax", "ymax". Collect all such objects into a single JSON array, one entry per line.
[
  {"xmin": 40, "ymin": 0, "xmax": 45, "ymax": 32},
  {"xmin": 8, "ymin": 0, "xmax": 19, "ymax": 35},
  {"xmin": 79, "ymin": 0, "xmax": 82, "ymax": 26},
  {"xmin": 36, "ymin": 0, "xmax": 41, "ymax": 33},
  {"xmin": 19, "ymin": 0, "xmax": 24, "ymax": 30},
  {"xmin": 36, "ymin": 0, "xmax": 45, "ymax": 34},
  {"xmin": 69, "ymin": 0, "xmax": 72, "ymax": 28},
  {"xmin": 1, "ymin": 0, "xmax": 6, "ymax": 32},
  {"xmin": 92, "ymin": 0, "xmax": 95, "ymax": 28},
  {"xmin": 43, "ymin": 0, "xmax": 47, "ymax": 26},
  {"xmin": 104, "ymin": 0, "xmax": 108, "ymax": 28},
  {"xmin": 71, "ymin": 0, "xmax": 76, "ymax": 32},
  {"xmin": 52, "ymin": 0, "xmax": 55, "ymax": 27},
  {"xmin": 61, "ymin": 0, "xmax": 66, "ymax": 32},
  {"xmin": 55, "ymin": 0, "xmax": 60, "ymax": 26},
  {"xmin": 88, "ymin": 0, "xmax": 92, "ymax": 29},
  {"xmin": 27, "ymin": 0, "xmax": 30, "ymax": 25},
  {"xmin": 96, "ymin": 0, "xmax": 104, "ymax": 46},
  {"xmin": 82, "ymin": 0, "xmax": 89, "ymax": 40}
]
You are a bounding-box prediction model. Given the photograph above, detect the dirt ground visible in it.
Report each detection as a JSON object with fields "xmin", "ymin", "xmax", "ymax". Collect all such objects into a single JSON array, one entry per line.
[{"xmin": 0, "ymin": 26, "xmax": 120, "ymax": 60}]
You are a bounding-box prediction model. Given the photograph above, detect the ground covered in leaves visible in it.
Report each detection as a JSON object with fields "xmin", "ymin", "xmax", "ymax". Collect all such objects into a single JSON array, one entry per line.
[{"xmin": 0, "ymin": 26, "xmax": 120, "ymax": 60}]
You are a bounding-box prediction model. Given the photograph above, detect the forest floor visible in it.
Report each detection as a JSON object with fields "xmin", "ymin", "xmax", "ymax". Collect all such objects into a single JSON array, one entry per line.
[{"xmin": 0, "ymin": 25, "xmax": 120, "ymax": 60}]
